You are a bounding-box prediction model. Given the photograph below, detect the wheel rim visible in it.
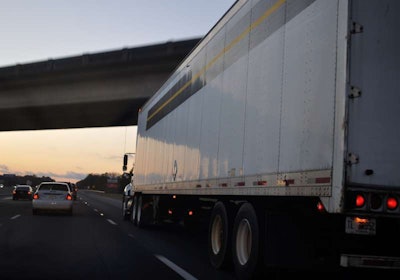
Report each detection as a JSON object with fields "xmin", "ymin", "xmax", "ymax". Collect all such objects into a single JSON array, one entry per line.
[
  {"xmin": 236, "ymin": 218, "xmax": 252, "ymax": 265},
  {"xmin": 211, "ymin": 215, "xmax": 223, "ymax": 255}
]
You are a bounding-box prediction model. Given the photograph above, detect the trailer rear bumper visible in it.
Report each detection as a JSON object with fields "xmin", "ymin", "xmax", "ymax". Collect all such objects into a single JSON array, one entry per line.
[{"xmin": 340, "ymin": 254, "xmax": 400, "ymax": 270}]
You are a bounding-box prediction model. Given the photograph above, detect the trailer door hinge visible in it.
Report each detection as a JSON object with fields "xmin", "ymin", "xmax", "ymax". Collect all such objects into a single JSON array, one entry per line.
[
  {"xmin": 347, "ymin": 153, "xmax": 359, "ymax": 165},
  {"xmin": 349, "ymin": 86, "xmax": 361, "ymax": 99},
  {"xmin": 351, "ymin": 22, "xmax": 363, "ymax": 34}
]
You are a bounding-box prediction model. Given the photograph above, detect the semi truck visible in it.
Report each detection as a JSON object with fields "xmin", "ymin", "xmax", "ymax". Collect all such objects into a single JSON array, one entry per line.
[{"xmin": 122, "ymin": 0, "xmax": 400, "ymax": 278}]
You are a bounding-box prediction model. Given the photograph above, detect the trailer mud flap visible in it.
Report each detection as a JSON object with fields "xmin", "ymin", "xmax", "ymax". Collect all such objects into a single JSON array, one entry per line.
[{"xmin": 263, "ymin": 211, "xmax": 328, "ymax": 269}]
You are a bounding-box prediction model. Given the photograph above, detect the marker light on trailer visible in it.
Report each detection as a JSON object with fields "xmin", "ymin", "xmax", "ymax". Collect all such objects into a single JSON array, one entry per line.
[{"xmin": 317, "ymin": 202, "xmax": 325, "ymax": 212}]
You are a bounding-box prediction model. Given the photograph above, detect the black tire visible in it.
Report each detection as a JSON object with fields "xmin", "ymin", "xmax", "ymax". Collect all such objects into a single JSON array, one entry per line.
[
  {"xmin": 232, "ymin": 203, "xmax": 260, "ymax": 280},
  {"xmin": 208, "ymin": 201, "xmax": 232, "ymax": 269},
  {"xmin": 32, "ymin": 209, "xmax": 37, "ymax": 215}
]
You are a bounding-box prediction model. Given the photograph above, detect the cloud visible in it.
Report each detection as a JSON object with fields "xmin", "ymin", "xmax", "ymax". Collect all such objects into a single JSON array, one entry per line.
[
  {"xmin": 32, "ymin": 171, "xmax": 87, "ymax": 182},
  {"xmin": 0, "ymin": 164, "xmax": 9, "ymax": 173},
  {"xmin": 64, "ymin": 171, "xmax": 87, "ymax": 180}
]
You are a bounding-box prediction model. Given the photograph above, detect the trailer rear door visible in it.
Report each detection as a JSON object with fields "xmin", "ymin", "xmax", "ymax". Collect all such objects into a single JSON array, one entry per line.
[{"xmin": 347, "ymin": 0, "xmax": 400, "ymax": 187}]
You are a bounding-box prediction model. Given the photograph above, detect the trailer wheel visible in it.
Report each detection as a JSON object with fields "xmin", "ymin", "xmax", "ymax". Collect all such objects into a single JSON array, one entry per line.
[
  {"xmin": 232, "ymin": 203, "xmax": 260, "ymax": 280},
  {"xmin": 208, "ymin": 201, "xmax": 232, "ymax": 269}
]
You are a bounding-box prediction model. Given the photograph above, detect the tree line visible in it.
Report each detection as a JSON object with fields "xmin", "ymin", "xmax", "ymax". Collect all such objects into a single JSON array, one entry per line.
[{"xmin": 0, "ymin": 171, "xmax": 132, "ymax": 194}]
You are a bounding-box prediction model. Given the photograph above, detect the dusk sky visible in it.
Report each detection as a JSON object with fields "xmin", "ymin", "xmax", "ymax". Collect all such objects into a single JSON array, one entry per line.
[{"xmin": 0, "ymin": 0, "xmax": 236, "ymax": 183}]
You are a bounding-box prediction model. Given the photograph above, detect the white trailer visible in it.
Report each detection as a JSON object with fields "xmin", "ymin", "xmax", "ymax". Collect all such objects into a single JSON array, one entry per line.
[{"xmin": 122, "ymin": 0, "xmax": 400, "ymax": 278}]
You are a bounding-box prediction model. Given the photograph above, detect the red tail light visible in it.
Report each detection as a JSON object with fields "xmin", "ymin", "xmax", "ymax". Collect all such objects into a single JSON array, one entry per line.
[
  {"xmin": 355, "ymin": 194, "xmax": 366, "ymax": 207},
  {"xmin": 347, "ymin": 189, "xmax": 400, "ymax": 214},
  {"xmin": 66, "ymin": 194, "xmax": 73, "ymax": 201},
  {"xmin": 13, "ymin": 190, "xmax": 16, "ymax": 195},
  {"xmin": 33, "ymin": 193, "xmax": 39, "ymax": 199},
  {"xmin": 387, "ymin": 196, "xmax": 398, "ymax": 210}
]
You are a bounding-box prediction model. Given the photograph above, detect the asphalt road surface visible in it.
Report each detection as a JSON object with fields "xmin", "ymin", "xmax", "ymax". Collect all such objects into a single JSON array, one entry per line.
[{"xmin": 0, "ymin": 189, "xmax": 235, "ymax": 280}]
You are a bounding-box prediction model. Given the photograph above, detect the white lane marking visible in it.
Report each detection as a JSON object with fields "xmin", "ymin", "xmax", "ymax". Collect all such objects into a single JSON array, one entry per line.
[
  {"xmin": 93, "ymin": 208, "xmax": 104, "ymax": 216},
  {"xmin": 107, "ymin": 219, "xmax": 117, "ymax": 225},
  {"xmin": 154, "ymin": 254, "xmax": 198, "ymax": 280},
  {"xmin": 10, "ymin": 214, "xmax": 21, "ymax": 220}
]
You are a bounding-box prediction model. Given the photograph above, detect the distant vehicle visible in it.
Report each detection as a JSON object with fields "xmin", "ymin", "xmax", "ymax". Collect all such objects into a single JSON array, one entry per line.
[
  {"xmin": 66, "ymin": 182, "xmax": 78, "ymax": 200},
  {"xmin": 12, "ymin": 185, "xmax": 33, "ymax": 200},
  {"xmin": 32, "ymin": 182, "xmax": 73, "ymax": 215}
]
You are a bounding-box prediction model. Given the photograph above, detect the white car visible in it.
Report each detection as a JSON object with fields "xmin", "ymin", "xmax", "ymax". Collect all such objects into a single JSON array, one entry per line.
[{"xmin": 32, "ymin": 182, "xmax": 73, "ymax": 215}]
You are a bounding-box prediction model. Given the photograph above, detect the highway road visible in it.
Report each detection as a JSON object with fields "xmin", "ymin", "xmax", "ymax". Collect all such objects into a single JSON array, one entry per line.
[
  {"xmin": 1, "ymin": 188, "xmax": 395, "ymax": 280},
  {"xmin": 0, "ymin": 189, "xmax": 235, "ymax": 280}
]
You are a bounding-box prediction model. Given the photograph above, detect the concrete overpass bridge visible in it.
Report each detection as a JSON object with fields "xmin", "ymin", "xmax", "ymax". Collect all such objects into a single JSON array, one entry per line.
[{"xmin": 0, "ymin": 38, "xmax": 200, "ymax": 132}]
